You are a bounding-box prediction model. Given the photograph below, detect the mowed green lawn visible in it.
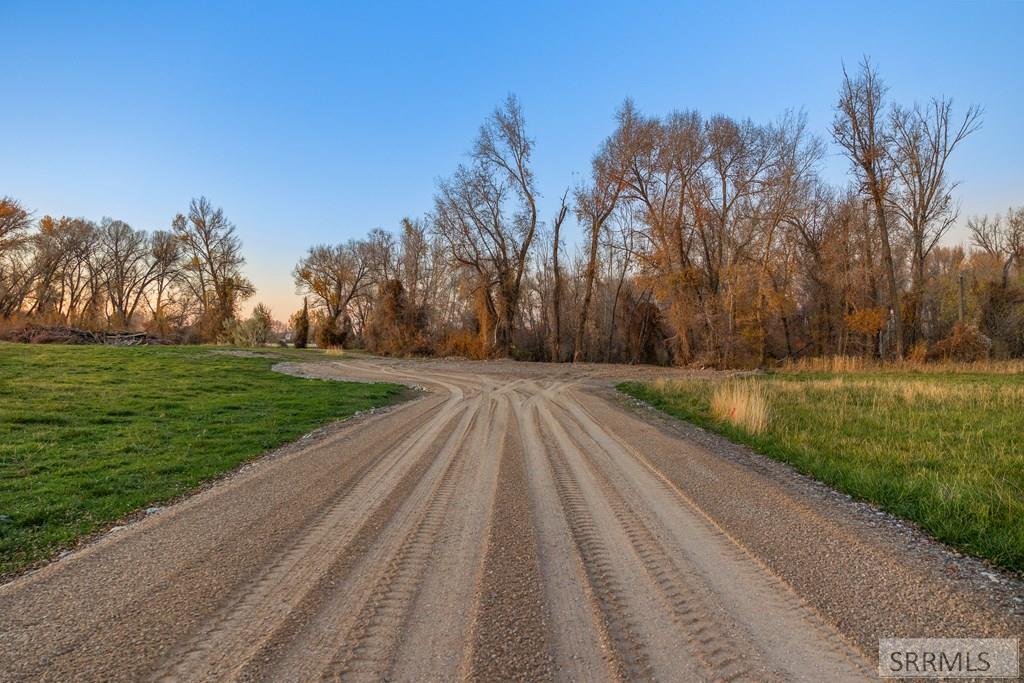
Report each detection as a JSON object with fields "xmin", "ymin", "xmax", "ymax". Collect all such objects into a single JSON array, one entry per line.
[
  {"xmin": 620, "ymin": 372, "xmax": 1024, "ymax": 573},
  {"xmin": 0, "ymin": 344, "xmax": 402, "ymax": 577}
]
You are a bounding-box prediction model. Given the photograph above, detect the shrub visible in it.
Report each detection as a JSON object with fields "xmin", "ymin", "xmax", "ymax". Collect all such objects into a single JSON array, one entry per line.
[
  {"xmin": 223, "ymin": 303, "xmax": 273, "ymax": 347},
  {"xmin": 291, "ymin": 299, "xmax": 310, "ymax": 349},
  {"xmin": 927, "ymin": 323, "xmax": 991, "ymax": 362},
  {"xmin": 315, "ymin": 313, "xmax": 350, "ymax": 349},
  {"xmin": 908, "ymin": 341, "xmax": 929, "ymax": 364},
  {"xmin": 436, "ymin": 329, "xmax": 487, "ymax": 360}
]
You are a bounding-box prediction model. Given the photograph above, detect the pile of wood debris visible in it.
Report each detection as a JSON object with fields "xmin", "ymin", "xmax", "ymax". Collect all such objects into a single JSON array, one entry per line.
[{"xmin": 1, "ymin": 325, "xmax": 175, "ymax": 346}]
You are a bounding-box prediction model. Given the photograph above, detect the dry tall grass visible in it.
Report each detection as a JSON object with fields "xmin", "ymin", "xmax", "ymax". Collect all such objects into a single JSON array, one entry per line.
[
  {"xmin": 710, "ymin": 381, "xmax": 770, "ymax": 434},
  {"xmin": 620, "ymin": 369, "xmax": 1024, "ymax": 571},
  {"xmin": 780, "ymin": 355, "xmax": 1024, "ymax": 375}
]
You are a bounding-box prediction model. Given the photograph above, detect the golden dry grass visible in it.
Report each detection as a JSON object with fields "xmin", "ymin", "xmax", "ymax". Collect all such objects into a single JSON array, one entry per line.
[
  {"xmin": 621, "ymin": 370, "xmax": 1024, "ymax": 572},
  {"xmin": 780, "ymin": 355, "xmax": 1024, "ymax": 375},
  {"xmin": 709, "ymin": 381, "xmax": 770, "ymax": 434}
]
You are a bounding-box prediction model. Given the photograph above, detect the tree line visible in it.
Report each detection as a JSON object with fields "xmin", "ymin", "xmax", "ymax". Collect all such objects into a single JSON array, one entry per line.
[
  {"xmin": 4, "ymin": 60, "xmax": 1022, "ymax": 363},
  {"xmin": 0, "ymin": 196, "xmax": 265, "ymax": 343},
  {"xmin": 292, "ymin": 60, "xmax": 1022, "ymax": 364}
]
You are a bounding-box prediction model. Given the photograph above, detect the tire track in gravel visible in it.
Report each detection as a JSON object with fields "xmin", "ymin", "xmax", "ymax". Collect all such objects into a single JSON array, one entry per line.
[
  {"xmin": 550, "ymin": 387, "xmax": 874, "ymax": 682},
  {"xmin": 516, "ymin": 387, "xmax": 618, "ymax": 682},
  {"xmin": 318, "ymin": 391, "xmax": 507, "ymax": 682},
  {"xmin": 153, "ymin": 391, "xmax": 473, "ymax": 682},
  {"xmin": 539, "ymin": 397, "xmax": 774, "ymax": 683},
  {"xmin": 231, "ymin": 410, "xmax": 469, "ymax": 682},
  {"xmin": 533, "ymin": 398, "xmax": 659, "ymax": 681},
  {"xmin": 388, "ymin": 392, "xmax": 508, "ymax": 682},
  {"xmin": 465, "ymin": 401, "xmax": 554, "ymax": 682}
]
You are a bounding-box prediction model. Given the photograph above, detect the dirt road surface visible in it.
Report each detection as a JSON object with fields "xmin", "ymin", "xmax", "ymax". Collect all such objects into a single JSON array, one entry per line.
[{"xmin": 1, "ymin": 358, "xmax": 1021, "ymax": 682}]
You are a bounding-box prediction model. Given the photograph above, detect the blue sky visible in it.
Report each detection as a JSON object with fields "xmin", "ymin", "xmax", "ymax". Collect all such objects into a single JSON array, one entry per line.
[{"xmin": 4, "ymin": 1, "xmax": 1022, "ymax": 318}]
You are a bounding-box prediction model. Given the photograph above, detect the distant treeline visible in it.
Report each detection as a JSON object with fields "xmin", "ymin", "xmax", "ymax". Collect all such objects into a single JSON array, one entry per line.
[
  {"xmin": 3, "ymin": 60, "xmax": 1022, "ymax": 364},
  {"xmin": 292, "ymin": 61, "xmax": 1022, "ymax": 365},
  {"xmin": 0, "ymin": 196, "xmax": 274, "ymax": 345}
]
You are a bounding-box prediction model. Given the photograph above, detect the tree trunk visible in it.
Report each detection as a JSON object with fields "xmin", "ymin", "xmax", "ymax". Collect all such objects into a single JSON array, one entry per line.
[
  {"xmin": 958, "ymin": 272, "xmax": 966, "ymax": 323},
  {"xmin": 551, "ymin": 224, "xmax": 562, "ymax": 362},
  {"xmin": 574, "ymin": 220, "xmax": 601, "ymax": 362},
  {"xmin": 872, "ymin": 198, "xmax": 904, "ymax": 358},
  {"xmin": 606, "ymin": 273, "xmax": 626, "ymax": 362}
]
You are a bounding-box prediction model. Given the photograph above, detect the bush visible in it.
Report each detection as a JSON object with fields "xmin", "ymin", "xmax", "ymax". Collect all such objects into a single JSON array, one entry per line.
[
  {"xmin": 223, "ymin": 303, "xmax": 273, "ymax": 347},
  {"xmin": 291, "ymin": 299, "xmax": 310, "ymax": 349},
  {"xmin": 363, "ymin": 279, "xmax": 431, "ymax": 356},
  {"xmin": 927, "ymin": 323, "xmax": 991, "ymax": 362},
  {"xmin": 908, "ymin": 341, "xmax": 929, "ymax": 364},
  {"xmin": 315, "ymin": 314, "xmax": 350, "ymax": 349},
  {"xmin": 978, "ymin": 283, "xmax": 1024, "ymax": 357},
  {"xmin": 436, "ymin": 329, "xmax": 487, "ymax": 359}
]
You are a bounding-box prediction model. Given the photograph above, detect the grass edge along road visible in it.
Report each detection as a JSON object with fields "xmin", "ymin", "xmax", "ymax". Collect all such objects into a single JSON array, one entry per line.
[
  {"xmin": 0, "ymin": 344, "xmax": 404, "ymax": 578},
  {"xmin": 619, "ymin": 372, "xmax": 1024, "ymax": 574}
]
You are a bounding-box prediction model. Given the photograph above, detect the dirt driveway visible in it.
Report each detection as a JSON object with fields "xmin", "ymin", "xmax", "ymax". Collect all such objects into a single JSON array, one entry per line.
[{"xmin": 0, "ymin": 358, "xmax": 1020, "ymax": 681}]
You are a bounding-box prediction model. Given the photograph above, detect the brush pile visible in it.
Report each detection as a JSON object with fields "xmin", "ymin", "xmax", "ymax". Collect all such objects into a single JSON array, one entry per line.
[{"xmin": 0, "ymin": 324, "xmax": 175, "ymax": 346}]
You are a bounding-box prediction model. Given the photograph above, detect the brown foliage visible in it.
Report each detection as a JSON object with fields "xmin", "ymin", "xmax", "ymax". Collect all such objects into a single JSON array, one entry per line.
[
  {"xmin": 927, "ymin": 323, "xmax": 991, "ymax": 362},
  {"xmin": 435, "ymin": 330, "xmax": 488, "ymax": 360}
]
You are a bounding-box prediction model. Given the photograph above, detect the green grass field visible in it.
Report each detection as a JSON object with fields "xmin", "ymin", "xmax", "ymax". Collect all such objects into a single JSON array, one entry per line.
[
  {"xmin": 620, "ymin": 372, "xmax": 1024, "ymax": 573},
  {"xmin": 0, "ymin": 344, "xmax": 402, "ymax": 577}
]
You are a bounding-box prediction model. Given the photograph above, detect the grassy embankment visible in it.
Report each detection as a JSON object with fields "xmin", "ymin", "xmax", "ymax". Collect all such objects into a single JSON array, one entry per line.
[
  {"xmin": 619, "ymin": 363, "xmax": 1024, "ymax": 573},
  {"xmin": 0, "ymin": 344, "xmax": 402, "ymax": 577}
]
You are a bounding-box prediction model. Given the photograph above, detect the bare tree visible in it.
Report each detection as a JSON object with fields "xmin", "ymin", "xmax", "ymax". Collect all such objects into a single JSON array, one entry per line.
[
  {"xmin": 969, "ymin": 208, "xmax": 1024, "ymax": 288},
  {"xmin": 549, "ymin": 190, "xmax": 569, "ymax": 361},
  {"xmin": 603, "ymin": 204, "xmax": 640, "ymax": 361},
  {"xmin": 433, "ymin": 95, "xmax": 539, "ymax": 356},
  {"xmin": 0, "ymin": 198, "xmax": 34, "ymax": 318},
  {"xmin": 398, "ymin": 218, "xmax": 429, "ymax": 312},
  {"xmin": 172, "ymin": 197, "xmax": 254, "ymax": 338},
  {"xmin": 833, "ymin": 59, "xmax": 905, "ymax": 358},
  {"xmin": 574, "ymin": 124, "xmax": 627, "ymax": 361},
  {"xmin": 0, "ymin": 197, "xmax": 31, "ymax": 253},
  {"xmin": 98, "ymin": 219, "xmax": 162, "ymax": 327},
  {"xmin": 146, "ymin": 230, "xmax": 182, "ymax": 329},
  {"xmin": 889, "ymin": 98, "xmax": 982, "ymax": 340},
  {"xmin": 293, "ymin": 241, "xmax": 372, "ymax": 327},
  {"xmin": 29, "ymin": 216, "xmax": 99, "ymax": 323}
]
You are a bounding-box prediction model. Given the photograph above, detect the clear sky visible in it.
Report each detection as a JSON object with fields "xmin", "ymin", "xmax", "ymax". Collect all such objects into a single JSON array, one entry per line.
[{"xmin": 4, "ymin": 1, "xmax": 1022, "ymax": 319}]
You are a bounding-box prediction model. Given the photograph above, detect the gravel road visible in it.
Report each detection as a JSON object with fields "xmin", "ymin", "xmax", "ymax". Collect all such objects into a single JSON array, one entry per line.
[{"xmin": 1, "ymin": 358, "xmax": 1020, "ymax": 682}]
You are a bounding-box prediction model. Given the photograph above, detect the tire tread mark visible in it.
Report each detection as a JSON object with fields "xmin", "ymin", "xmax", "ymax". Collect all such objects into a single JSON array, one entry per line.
[
  {"xmin": 155, "ymin": 396, "xmax": 463, "ymax": 682},
  {"xmin": 543, "ymin": 400, "xmax": 776, "ymax": 683},
  {"xmin": 557, "ymin": 389, "xmax": 875, "ymax": 679},
  {"xmin": 321, "ymin": 401, "xmax": 485, "ymax": 682},
  {"xmin": 464, "ymin": 406, "xmax": 554, "ymax": 682},
  {"xmin": 534, "ymin": 403, "xmax": 653, "ymax": 681}
]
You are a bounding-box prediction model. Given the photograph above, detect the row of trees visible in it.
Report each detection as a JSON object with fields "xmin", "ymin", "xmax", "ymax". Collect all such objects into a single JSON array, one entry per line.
[
  {"xmin": 293, "ymin": 61, "xmax": 1023, "ymax": 364},
  {"xmin": 5, "ymin": 60, "xmax": 1020, "ymax": 363},
  {"xmin": 0, "ymin": 197, "xmax": 256, "ymax": 341}
]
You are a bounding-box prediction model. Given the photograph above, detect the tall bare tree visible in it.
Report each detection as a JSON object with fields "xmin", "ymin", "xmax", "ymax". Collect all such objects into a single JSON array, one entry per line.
[
  {"xmin": 889, "ymin": 98, "xmax": 981, "ymax": 341},
  {"xmin": 99, "ymin": 219, "xmax": 161, "ymax": 327},
  {"xmin": 549, "ymin": 190, "xmax": 569, "ymax": 361},
  {"xmin": 293, "ymin": 241, "xmax": 372, "ymax": 327},
  {"xmin": 146, "ymin": 230, "xmax": 182, "ymax": 328},
  {"xmin": 574, "ymin": 119, "xmax": 628, "ymax": 361},
  {"xmin": 833, "ymin": 59, "xmax": 905, "ymax": 358},
  {"xmin": 172, "ymin": 197, "xmax": 254, "ymax": 337},
  {"xmin": 433, "ymin": 95, "xmax": 539, "ymax": 356}
]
